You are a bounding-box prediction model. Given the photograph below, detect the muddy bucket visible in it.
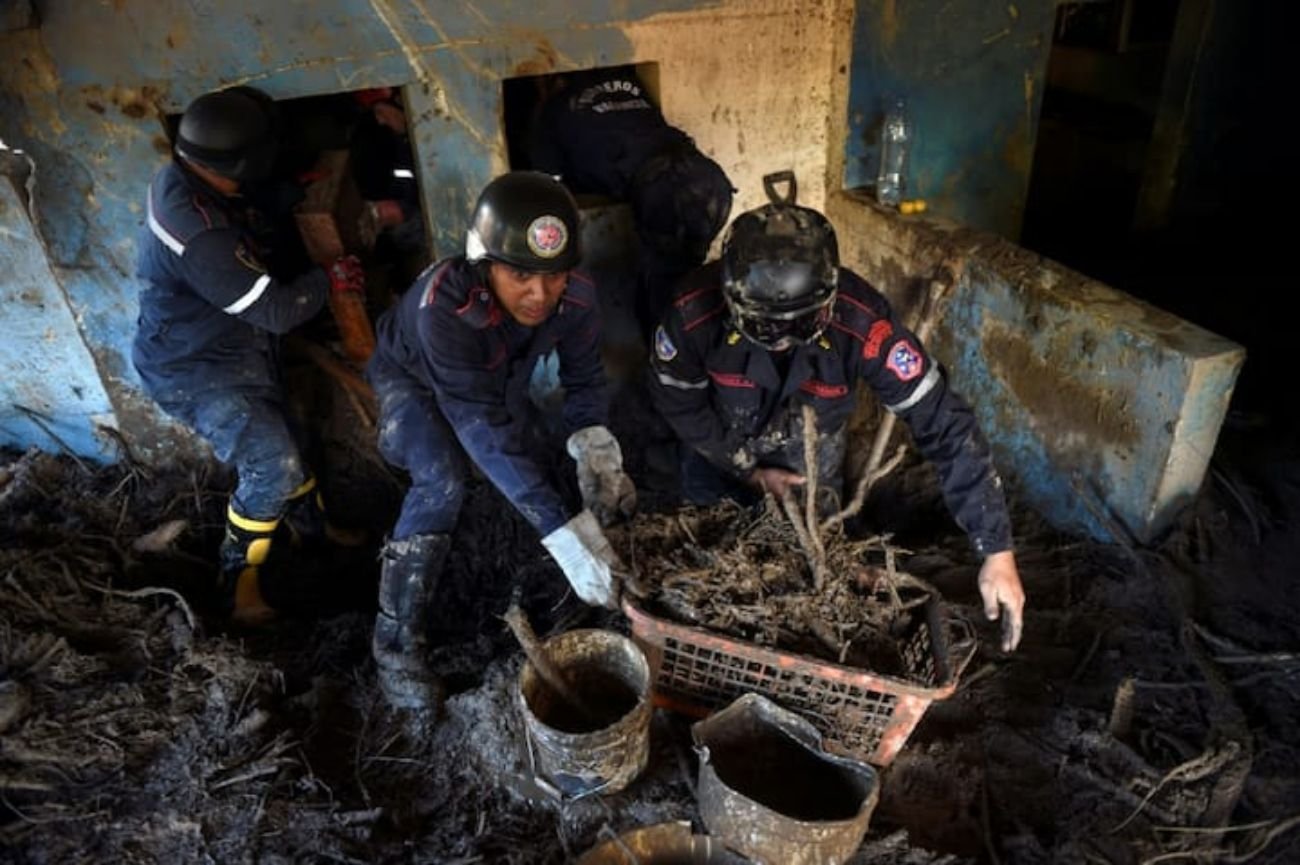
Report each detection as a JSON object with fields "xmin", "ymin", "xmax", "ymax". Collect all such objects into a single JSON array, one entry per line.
[
  {"xmin": 516, "ymin": 628, "xmax": 652, "ymax": 798},
  {"xmin": 692, "ymin": 694, "xmax": 880, "ymax": 864},
  {"xmin": 576, "ymin": 821, "xmax": 747, "ymax": 864}
]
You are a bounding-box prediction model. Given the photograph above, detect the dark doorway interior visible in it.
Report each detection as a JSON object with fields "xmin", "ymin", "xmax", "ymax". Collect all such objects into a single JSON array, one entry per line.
[
  {"xmin": 501, "ymin": 61, "xmax": 661, "ymax": 203},
  {"xmin": 1021, "ymin": 1, "xmax": 1298, "ymax": 431},
  {"xmin": 164, "ymin": 86, "xmax": 431, "ymax": 308}
]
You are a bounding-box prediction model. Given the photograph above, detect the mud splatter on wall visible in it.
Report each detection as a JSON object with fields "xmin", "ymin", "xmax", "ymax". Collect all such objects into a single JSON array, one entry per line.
[{"xmin": 0, "ymin": 0, "xmax": 843, "ymax": 459}]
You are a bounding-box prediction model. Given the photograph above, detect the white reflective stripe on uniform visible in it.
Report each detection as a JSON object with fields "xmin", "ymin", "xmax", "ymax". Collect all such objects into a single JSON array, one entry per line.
[
  {"xmin": 146, "ymin": 190, "xmax": 186, "ymax": 255},
  {"xmin": 223, "ymin": 273, "xmax": 272, "ymax": 315},
  {"xmin": 886, "ymin": 365, "xmax": 941, "ymax": 413},
  {"xmin": 655, "ymin": 371, "xmax": 709, "ymax": 391}
]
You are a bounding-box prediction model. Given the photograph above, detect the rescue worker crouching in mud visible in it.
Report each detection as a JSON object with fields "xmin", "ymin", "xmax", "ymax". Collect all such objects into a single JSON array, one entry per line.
[
  {"xmin": 646, "ymin": 200, "xmax": 1027, "ymax": 651},
  {"xmin": 366, "ymin": 171, "xmax": 637, "ymax": 714},
  {"xmin": 133, "ymin": 87, "xmax": 367, "ymax": 626},
  {"xmin": 526, "ymin": 65, "xmax": 735, "ymax": 339}
]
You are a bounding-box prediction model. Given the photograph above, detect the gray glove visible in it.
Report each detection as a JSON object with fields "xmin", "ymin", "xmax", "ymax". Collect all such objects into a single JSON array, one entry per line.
[
  {"xmin": 566, "ymin": 425, "xmax": 637, "ymax": 526},
  {"xmin": 541, "ymin": 509, "xmax": 622, "ymax": 609}
]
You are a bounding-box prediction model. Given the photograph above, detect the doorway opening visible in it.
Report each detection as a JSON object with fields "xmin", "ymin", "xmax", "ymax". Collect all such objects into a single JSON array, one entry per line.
[{"xmin": 164, "ymin": 86, "xmax": 431, "ymax": 312}]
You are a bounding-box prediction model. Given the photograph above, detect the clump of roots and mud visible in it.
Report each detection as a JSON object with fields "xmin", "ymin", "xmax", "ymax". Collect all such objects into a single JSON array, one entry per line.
[
  {"xmin": 611, "ymin": 404, "xmax": 944, "ymax": 679},
  {"xmin": 613, "ymin": 497, "xmax": 943, "ymax": 678}
]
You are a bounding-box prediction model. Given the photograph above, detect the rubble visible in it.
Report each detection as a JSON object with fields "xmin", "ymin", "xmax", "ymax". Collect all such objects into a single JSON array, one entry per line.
[{"xmin": 2, "ymin": 402, "xmax": 1299, "ymax": 863}]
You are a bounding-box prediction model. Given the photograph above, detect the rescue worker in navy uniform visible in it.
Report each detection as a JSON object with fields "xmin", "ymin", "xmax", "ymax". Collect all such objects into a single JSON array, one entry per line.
[
  {"xmin": 648, "ymin": 202, "xmax": 1027, "ymax": 651},
  {"xmin": 526, "ymin": 65, "xmax": 735, "ymax": 338},
  {"xmin": 133, "ymin": 87, "xmax": 367, "ymax": 625},
  {"xmin": 366, "ymin": 171, "xmax": 637, "ymax": 713}
]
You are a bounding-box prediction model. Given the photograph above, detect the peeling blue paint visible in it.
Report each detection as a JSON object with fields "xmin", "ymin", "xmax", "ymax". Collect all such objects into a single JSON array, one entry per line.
[
  {"xmin": 844, "ymin": 0, "xmax": 1056, "ymax": 239},
  {"xmin": 0, "ymin": 172, "xmax": 117, "ymax": 460},
  {"xmin": 932, "ymin": 266, "xmax": 1242, "ymax": 544},
  {"xmin": 0, "ymin": 0, "xmax": 707, "ymax": 459}
]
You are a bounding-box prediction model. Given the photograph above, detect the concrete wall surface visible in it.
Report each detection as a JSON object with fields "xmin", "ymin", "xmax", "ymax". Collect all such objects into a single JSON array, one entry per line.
[
  {"xmin": 843, "ymin": 0, "xmax": 1057, "ymax": 240},
  {"xmin": 827, "ymin": 190, "xmax": 1245, "ymax": 544},
  {"xmin": 0, "ymin": 0, "xmax": 846, "ymax": 461},
  {"xmin": 0, "ymin": 0, "xmax": 1247, "ymax": 546},
  {"xmin": 1, "ymin": 164, "xmax": 119, "ymax": 459}
]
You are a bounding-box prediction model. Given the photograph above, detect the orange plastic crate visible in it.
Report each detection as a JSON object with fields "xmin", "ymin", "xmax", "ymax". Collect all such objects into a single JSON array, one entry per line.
[{"xmin": 622, "ymin": 595, "xmax": 975, "ymax": 766}]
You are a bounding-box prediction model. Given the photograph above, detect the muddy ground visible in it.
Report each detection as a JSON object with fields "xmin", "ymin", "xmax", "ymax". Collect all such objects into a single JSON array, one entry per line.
[{"xmin": 2, "ymin": 371, "xmax": 1299, "ymax": 864}]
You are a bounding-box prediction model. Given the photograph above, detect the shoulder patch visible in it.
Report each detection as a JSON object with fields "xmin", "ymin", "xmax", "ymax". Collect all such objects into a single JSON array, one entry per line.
[
  {"xmin": 654, "ymin": 325, "xmax": 678, "ymax": 361},
  {"xmin": 863, "ymin": 319, "xmax": 893, "ymax": 359},
  {"xmin": 886, "ymin": 339, "xmax": 924, "ymax": 382}
]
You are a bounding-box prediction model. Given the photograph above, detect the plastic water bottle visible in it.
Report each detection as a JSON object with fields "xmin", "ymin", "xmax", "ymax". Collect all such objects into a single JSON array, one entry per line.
[{"xmin": 876, "ymin": 97, "xmax": 911, "ymax": 207}]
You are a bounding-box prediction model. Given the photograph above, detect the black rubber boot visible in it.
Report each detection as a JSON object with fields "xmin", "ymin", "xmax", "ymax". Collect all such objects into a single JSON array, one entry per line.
[
  {"xmin": 282, "ymin": 476, "xmax": 365, "ymax": 548},
  {"xmin": 371, "ymin": 533, "xmax": 451, "ymax": 715},
  {"xmin": 218, "ymin": 505, "xmax": 279, "ymax": 626}
]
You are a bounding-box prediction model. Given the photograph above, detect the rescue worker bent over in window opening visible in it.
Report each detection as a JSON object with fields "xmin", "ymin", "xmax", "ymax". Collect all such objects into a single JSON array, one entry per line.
[
  {"xmin": 526, "ymin": 65, "xmax": 735, "ymax": 340},
  {"xmin": 646, "ymin": 202, "xmax": 1026, "ymax": 651},
  {"xmin": 133, "ymin": 87, "xmax": 367, "ymax": 626},
  {"xmin": 366, "ymin": 171, "xmax": 637, "ymax": 715}
]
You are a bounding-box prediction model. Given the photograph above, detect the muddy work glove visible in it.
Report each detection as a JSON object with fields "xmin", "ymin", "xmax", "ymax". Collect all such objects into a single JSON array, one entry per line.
[
  {"xmin": 566, "ymin": 425, "xmax": 637, "ymax": 526},
  {"xmin": 541, "ymin": 510, "xmax": 623, "ymax": 609},
  {"xmin": 327, "ymin": 254, "xmax": 365, "ymax": 295}
]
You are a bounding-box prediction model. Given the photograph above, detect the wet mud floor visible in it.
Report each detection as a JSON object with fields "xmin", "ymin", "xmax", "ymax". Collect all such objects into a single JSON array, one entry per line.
[{"xmin": 3, "ymin": 372, "xmax": 1299, "ymax": 864}]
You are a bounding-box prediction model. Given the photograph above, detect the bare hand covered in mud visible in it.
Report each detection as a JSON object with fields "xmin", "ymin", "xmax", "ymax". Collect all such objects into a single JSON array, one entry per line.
[
  {"xmin": 748, "ymin": 467, "xmax": 806, "ymax": 498},
  {"xmin": 978, "ymin": 550, "xmax": 1025, "ymax": 652}
]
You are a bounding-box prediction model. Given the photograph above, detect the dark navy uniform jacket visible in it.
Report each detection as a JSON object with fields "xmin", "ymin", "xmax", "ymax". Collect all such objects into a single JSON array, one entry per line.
[
  {"xmin": 648, "ymin": 262, "xmax": 1014, "ymax": 556},
  {"xmin": 368, "ymin": 257, "xmax": 608, "ymax": 535},
  {"xmin": 527, "ymin": 66, "xmax": 691, "ymax": 200},
  {"xmin": 133, "ymin": 162, "xmax": 328, "ymax": 401}
]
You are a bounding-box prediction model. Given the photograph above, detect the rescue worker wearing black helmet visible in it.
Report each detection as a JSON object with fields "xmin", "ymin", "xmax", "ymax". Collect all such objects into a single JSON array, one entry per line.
[
  {"xmin": 133, "ymin": 87, "xmax": 367, "ymax": 626},
  {"xmin": 647, "ymin": 190, "xmax": 1026, "ymax": 652},
  {"xmin": 366, "ymin": 171, "xmax": 637, "ymax": 714}
]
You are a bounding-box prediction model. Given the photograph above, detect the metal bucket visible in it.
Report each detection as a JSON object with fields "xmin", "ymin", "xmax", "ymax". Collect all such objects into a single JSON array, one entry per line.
[
  {"xmin": 576, "ymin": 822, "xmax": 747, "ymax": 864},
  {"xmin": 692, "ymin": 694, "xmax": 880, "ymax": 864},
  {"xmin": 517, "ymin": 628, "xmax": 652, "ymax": 798}
]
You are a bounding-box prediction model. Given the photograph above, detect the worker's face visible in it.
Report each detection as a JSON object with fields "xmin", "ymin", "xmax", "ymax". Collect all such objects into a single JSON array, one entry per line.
[{"xmin": 489, "ymin": 263, "xmax": 569, "ymax": 326}]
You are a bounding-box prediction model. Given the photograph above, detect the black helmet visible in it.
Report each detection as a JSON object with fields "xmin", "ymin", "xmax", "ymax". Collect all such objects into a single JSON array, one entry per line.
[
  {"xmin": 721, "ymin": 203, "xmax": 839, "ymax": 350},
  {"xmin": 630, "ymin": 144, "xmax": 734, "ymax": 264},
  {"xmin": 465, "ymin": 171, "xmax": 581, "ymax": 273},
  {"xmin": 176, "ymin": 87, "xmax": 278, "ymax": 182}
]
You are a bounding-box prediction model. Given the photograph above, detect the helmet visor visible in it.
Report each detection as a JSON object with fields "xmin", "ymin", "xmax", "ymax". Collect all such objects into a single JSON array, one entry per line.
[{"xmin": 731, "ymin": 300, "xmax": 832, "ymax": 351}]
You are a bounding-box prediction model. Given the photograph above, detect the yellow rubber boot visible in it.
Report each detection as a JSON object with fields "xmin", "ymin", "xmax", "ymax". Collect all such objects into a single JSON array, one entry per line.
[{"xmin": 219, "ymin": 506, "xmax": 279, "ymax": 626}]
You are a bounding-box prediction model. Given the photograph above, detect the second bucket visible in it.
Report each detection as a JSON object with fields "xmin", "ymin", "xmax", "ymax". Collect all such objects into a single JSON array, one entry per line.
[
  {"xmin": 692, "ymin": 693, "xmax": 880, "ymax": 864},
  {"xmin": 516, "ymin": 628, "xmax": 652, "ymax": 798}
]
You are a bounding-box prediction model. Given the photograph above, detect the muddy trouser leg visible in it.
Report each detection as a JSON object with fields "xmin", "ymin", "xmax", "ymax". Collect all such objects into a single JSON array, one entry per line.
[
  {"xmin": 373, "ymin": 533, "xmax": 452, "ymax": 710},
  {"xmin": 368, "ymin": 367, "xmax": 468, "ymax": 710},
  {"xmin": 370, "ymin": 367, "xmax": 468, "ymax": 540},
  {"xmin": 160, "ymin": 389, "xmax": 307, "ymax": 622}
]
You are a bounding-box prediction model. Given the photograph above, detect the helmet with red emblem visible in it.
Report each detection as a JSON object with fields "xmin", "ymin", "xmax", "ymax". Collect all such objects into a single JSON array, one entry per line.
[{"xmin": 465, "ymin": 171, "xmax": 582, "ymax": 273}]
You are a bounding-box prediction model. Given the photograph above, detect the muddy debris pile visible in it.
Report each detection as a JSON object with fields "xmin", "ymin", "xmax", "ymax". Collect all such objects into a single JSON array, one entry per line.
[{"xmin": 4, "ymin": 416, "xmax": 1300, "ymax": 864}]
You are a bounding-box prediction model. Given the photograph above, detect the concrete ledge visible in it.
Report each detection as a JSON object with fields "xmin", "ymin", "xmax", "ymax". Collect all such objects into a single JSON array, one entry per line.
[{"xmin": 827, "ymin": 190, "xmax": 1245, "ymax": 544}]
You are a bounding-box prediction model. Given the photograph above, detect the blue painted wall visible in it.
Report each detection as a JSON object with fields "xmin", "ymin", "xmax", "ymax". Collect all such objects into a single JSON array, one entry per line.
[
  {"xmin": 0, "ymin": 0, "xmax": 708, "ymax": 460},
  {"xmin": 844, "ymin": 0, "xmax": 1057, "ymax": 240},
  {"xmin": 0, "ymin": 168, "xmax": 118, "ymax": 458}
]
